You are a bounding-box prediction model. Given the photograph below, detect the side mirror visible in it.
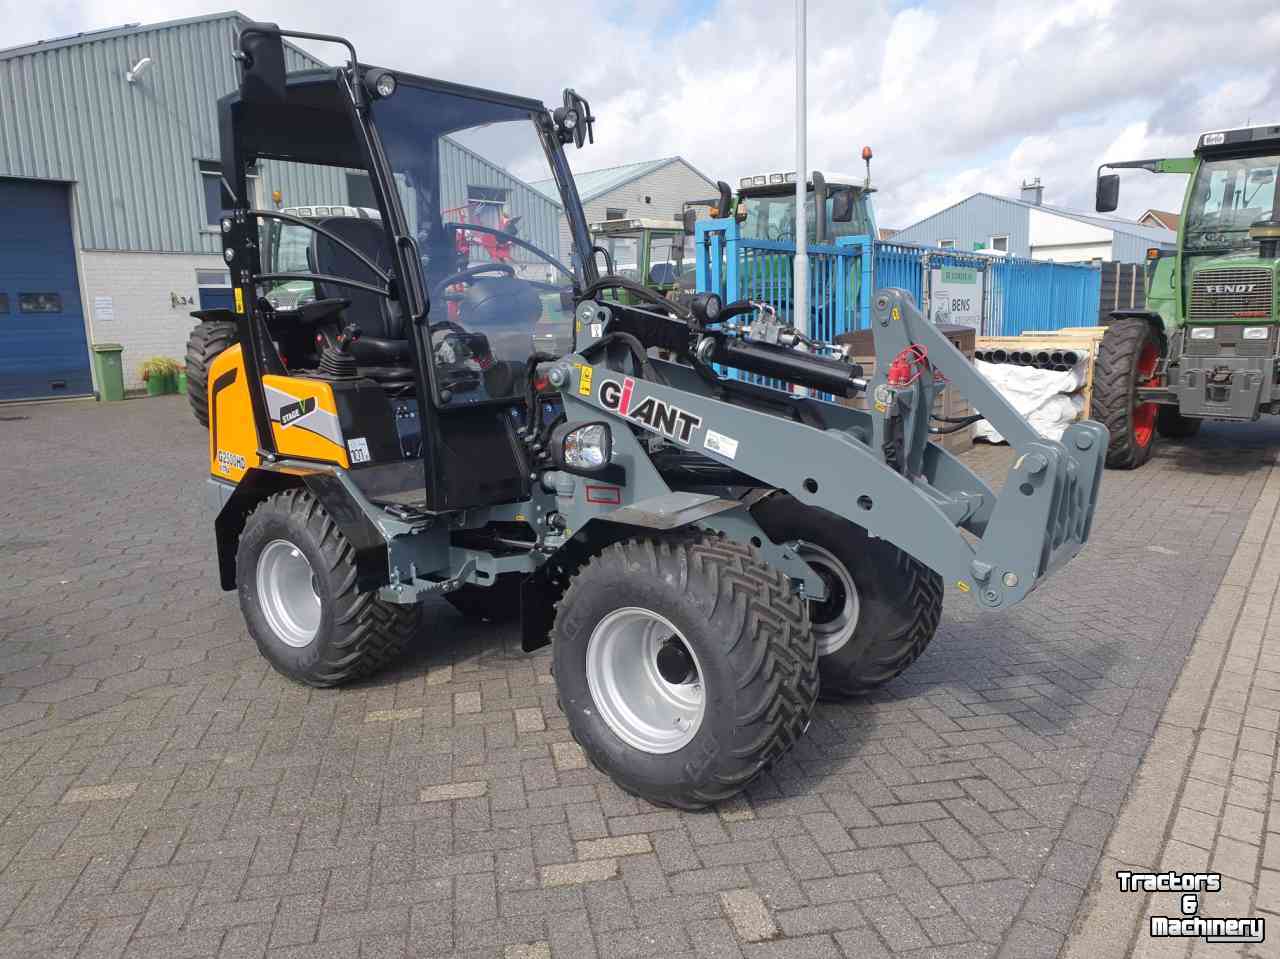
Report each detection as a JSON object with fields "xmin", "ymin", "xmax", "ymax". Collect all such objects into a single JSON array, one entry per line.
[
  {"xmin": 238, "ymin": 23, "xmax": 288, "ymax": 102},
  {"xmin": 555, "ymin": 89, "xmax": 595, "ymax": 149},
  {"xmin": 715, "ymin": 181, "xmax": 732, "ymax": 219},
  {"xmin": 682, "ymin": 208, "xmax": 698, "ymax": 236},
  {"xmin": 831, "ymin": 188, "xmax": 855, "ymax": 223},
  {"xmin": 1096, "ymin": 173, "xmax": 1120, "ymax": 213}
]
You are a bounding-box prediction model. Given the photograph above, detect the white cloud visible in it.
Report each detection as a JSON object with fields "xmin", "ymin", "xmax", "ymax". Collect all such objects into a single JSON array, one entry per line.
[{"xmin": 4, "ymin": 0, "xmax": 1278, "ymax": 230}]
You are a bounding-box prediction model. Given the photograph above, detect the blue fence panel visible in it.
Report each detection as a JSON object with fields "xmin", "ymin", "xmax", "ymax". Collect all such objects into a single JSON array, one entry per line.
[{"xmin": 692, "ymin": 220, "xmax": 1102, "ymax": 340}]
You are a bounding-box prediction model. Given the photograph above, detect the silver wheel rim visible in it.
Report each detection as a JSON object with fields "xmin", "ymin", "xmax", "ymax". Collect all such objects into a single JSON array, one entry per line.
[
  {"xmin": 799, "ymin": 543, "xmax": 860, "ymax": 657},
  {"xmin": 256, "ymin": 539, "xmax": 321, "ymax": 648},
  {"xmin": 585, "ymin": 607, "xmax": 705, "ymax": 754}
]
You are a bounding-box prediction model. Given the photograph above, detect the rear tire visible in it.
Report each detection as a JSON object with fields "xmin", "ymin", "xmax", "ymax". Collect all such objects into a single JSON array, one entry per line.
[
  {"xmin": 552, "ymin": 533, "xmax": 818, "ymax": 809},
  {"xmin": 753, "ymin": 494, "xmax": 943, "ymax": 698},
  {"xmin": 1093, "ymin": 318, "xmax": 1162, "ymax": 469},
  {"xmin": 236, "ymin": 488, "xmax": 419, "ymax": 687},
  {"xmin": 445, "ymin": 574, "xmax": 522, "ymax": 622},
  {"xmin": 186, "ymin": 319, "xmax": 238, "ymax": 427},
  {"xmin": 1157, "ymin": 405, "xmax": 1201, "ymax": 440}
]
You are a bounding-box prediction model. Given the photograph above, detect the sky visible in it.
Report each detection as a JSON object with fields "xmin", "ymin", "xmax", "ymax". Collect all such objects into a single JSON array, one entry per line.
[{"xmin": 5, "ymin": 0, "xmax": 1280, "ymax": 230}]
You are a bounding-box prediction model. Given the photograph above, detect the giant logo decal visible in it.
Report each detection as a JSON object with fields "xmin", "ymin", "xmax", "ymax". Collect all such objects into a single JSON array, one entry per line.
[{"xmin": 598, "ymin": 376, "xmax": 702, "ymax": 444}]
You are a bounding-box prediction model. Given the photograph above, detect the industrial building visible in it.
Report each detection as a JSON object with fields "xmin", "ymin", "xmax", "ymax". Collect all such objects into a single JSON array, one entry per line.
[
  {"xmin": 530, "ymin": 157, "xmax": 718, "ymax": 260},
  {"xmin": 892, "ymin": 179, "xmax": 1176, "ymax": 264},
  {"xmin": 0, "ymin": 12, "xmax": 561, "ymax": 400}
]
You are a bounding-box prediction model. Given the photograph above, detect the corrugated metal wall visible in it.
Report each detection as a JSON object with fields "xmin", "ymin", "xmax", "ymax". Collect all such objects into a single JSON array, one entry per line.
[
  {"xmin": 892, "ymin": 195, "xmax": 1031, "ymax": 256},
  {"xmin": 0, "ymin": 16, "xmax": 323, "ymax": 254},
  {"xmin": 0, "ymin": 15, "xmax": 560, "ymax": 261},
  {"xmin": 437, "ymin": 138, "xmax": 562, "ymax": 272}
]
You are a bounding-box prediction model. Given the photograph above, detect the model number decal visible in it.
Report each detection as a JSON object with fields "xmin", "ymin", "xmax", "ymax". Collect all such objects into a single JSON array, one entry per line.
[
  {"xmin": 216, "ymin": 449, "xmax": 246, "ymax": 475},
  {"xmin": 598, "ymin": 377, "xmax": 702, "ymax": 444}
]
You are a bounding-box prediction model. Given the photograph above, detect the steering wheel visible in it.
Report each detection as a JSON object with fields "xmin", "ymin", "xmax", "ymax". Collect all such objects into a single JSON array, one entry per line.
[
  {"xmin": 274, "ymin": 297, "xmax": 350, "ymax": 326},
  {"xmin": 432, "ymin": 262, "xmax": 517, "ymax": 297}
]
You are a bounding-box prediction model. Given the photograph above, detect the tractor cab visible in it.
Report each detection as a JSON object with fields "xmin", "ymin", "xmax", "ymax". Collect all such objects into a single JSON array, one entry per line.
[
  {"xmin": 736, "ymin": 170, "xmax": 877, "ymax": 244},
  {"xmin": 590, "ymin": 217, "xmax": 691, "ymax": 303}
]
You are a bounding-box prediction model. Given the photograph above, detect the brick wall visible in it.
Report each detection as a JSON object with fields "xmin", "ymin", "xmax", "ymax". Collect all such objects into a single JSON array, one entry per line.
[{"xmin": 79, "ymin": 251, "xmax": 227, "ymax": 389}]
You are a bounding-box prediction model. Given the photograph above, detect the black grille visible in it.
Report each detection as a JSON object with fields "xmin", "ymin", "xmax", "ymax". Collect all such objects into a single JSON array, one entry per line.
[{"xmin": 1188, "ymin": 267, "xmax": 1273, "ymax": 323}]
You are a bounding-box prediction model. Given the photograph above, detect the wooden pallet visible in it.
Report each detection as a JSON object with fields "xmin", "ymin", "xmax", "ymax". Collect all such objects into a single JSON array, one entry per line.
[{"xmin": 976, "ymin": 329, "xmax": 1106, "ymax": 418}]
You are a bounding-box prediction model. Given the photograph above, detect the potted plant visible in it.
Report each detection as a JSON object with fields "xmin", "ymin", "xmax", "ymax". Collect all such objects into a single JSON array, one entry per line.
[
  {"xmin": 140, "ymin": 357, "xmax": 181, "ymax": 396},
  {"xmin": 176, "ymin": 363, "xmax": 188, "ymax": 395}
]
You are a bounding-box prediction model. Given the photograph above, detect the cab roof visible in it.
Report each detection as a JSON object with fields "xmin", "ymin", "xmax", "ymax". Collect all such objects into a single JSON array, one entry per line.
[{"xmin": 1197, "ymin": 123, "xmax": 1280, "ymax": 158}]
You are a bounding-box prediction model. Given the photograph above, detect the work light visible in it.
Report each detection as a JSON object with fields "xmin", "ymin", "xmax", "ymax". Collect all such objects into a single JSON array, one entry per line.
[
  {"xmin": 365, "ymin": 69, "xmax": 396, "ymax": 99},
  {"xmin": 560, "ymin": 423, "xmax": 612, "ymax": 472}
]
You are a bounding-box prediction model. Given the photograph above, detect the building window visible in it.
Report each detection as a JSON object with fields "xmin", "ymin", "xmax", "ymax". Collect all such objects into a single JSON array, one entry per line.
[
  {"xmin": 19, "ymin": 293, "xmax": 62, "ymax": 313},
  {"xmin": 606, "ymin": 207, "xmax": 627, "ymax": 220},
  {"xmin": 990, "ymin": 235, "xmax": 1009, "ymax": 252},
  {"xmin": 467, "ymin": 185, "xmax": 509, "ymax": 204},
  {"xmin": 346, "ymin": 172, "xmax": 377, "ymax": 209},
  {"xmin": 938, "ymin": 239, "xmax": 955, "ymax": 249},
  {"xmin": 199, "ymin": 162, "xmax": 224, "ymax": 226}
]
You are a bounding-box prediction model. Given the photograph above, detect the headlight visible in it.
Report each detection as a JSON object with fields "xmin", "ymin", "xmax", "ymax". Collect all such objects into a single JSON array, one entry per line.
[
  {"xmin": 560, "ymin": 423, "xmax": 612, "ymax": 472},
  {"xmin": 1190, "ymin": 327, "xmax": 1215, "ymax": 340},
  {"xmin": 562, "ymin": 108, "xmax": 579, "ymax": 130},
  {"xmin": 1243, "ymin": 327, "xmax": 1270, "ymax": 340}
]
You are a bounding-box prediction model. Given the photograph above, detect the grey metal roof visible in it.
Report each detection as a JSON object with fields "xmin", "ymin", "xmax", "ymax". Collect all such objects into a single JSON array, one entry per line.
[
  {"xmin": 0, "ymin": 11, "xmax": 258, "ymax": 61},
  {"xmin": 900, "ymin": 191, "xmax": 1175, "ymax": 245},
  {"xmin": 529, "ymin": 156, "xmax": 715, "ymax": 203}
]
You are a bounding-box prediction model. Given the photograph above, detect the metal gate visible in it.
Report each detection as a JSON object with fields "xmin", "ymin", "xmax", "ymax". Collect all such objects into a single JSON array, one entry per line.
[{"xmin": 0, "ymin": 179, "xmax": 93, "ymax": 401}]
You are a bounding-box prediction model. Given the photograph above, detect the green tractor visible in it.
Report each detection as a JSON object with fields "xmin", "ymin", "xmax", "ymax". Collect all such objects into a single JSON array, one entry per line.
[
  {"xmin": 589, "ymin": 217, "xmax": 693, "ymax": 305},
  {"xmin": 1094, "ymin": 124, "xmax": 1280, "ymax": 468}
]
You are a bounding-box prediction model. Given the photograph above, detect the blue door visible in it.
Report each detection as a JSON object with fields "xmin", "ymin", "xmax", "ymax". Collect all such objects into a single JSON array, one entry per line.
[{"xmin": 0, "ymin": 179, "xmax": 93, "ymax": 401}]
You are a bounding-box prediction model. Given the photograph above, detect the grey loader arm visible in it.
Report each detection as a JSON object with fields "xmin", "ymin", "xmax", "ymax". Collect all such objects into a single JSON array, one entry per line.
[{"xmin": 555, "ymin": 288, "xmax": 1106, "ymax": 610}]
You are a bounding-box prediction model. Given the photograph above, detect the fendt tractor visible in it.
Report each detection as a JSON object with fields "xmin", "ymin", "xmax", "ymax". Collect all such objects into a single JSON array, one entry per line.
[
  {"xmin": 204, "ymin": 23, "xmax": 1105, "ymax": 808},
  {"xmin": 1094, "ymin": 124, "xmax": 1280, "ymax": 468}
]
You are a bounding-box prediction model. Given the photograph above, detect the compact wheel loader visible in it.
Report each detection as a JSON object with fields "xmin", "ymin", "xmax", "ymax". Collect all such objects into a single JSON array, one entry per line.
[{"xmin": 206, "ymin": 24, "xmax": 1107, "ymax": 809}]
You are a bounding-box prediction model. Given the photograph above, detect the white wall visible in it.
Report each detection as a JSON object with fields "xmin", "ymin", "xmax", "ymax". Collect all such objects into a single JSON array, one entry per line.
[
  {"xmin": 1030, "ymin": 241, "xmax": 1112, "ymax": 262},
  {"xmin": 1028, "ymin": 208, "xmax": 1113, "ymax": 262},
  {"xmin": 79, "ymin": 251, "xmax": 227, "ymax": 388}
]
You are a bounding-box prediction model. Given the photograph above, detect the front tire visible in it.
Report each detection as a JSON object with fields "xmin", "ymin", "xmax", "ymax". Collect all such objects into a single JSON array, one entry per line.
[
  {"xmin": 1157, "ymin": 405, "xmax": 1201, "ymax": 440},
  {"xmin": 186, "ymin": 319, "xmax": 238, "ymax": 427},
  {"xmin": 1093, "ymin": 318, "xmax": 1163, "ymax": 469},
  {"xmin": 552, "ymin": 534, "xmax": 818, "ymax": 809},
  {"xmin": 236, "ymin": 488, "xmax": 419, "ymax": 687},
  {"xmin": 753, "ymin": 495, "xmax": 943, "ymax": 698}
]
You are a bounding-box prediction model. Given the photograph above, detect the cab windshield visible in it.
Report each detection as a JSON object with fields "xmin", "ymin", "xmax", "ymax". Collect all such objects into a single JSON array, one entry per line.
[
  {"xmin": 1185, "ymin": 154, "xmax": 1280, "ymax": 253},
  {"xmin": 370, "ymin": 82, "xmax": 580, "ymax": 404},
  {"xmin": 741, "ymin": 188, "xmax": 872, "ymax": 243}
]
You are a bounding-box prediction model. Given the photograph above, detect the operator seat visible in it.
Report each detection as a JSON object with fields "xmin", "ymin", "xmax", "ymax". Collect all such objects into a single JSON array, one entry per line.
[{"xmin": 309, "ymin": 217, "xmax": 412, "ymax": 373}]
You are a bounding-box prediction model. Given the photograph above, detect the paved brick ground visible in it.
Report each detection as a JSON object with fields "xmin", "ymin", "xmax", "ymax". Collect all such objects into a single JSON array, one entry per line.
[
  {"xmin": 0, "ymin": 396, "xmax": 1277, "ymax": 959},
  {"xmin": 1066, "ymin": 464, "xmax": 1280, "ymax": 959}
]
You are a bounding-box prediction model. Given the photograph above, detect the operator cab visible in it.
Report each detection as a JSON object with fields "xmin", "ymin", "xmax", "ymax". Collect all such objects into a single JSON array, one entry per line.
[{"xmin": 215, "ymin": 25, "xmax": 595, "ymax": 513}]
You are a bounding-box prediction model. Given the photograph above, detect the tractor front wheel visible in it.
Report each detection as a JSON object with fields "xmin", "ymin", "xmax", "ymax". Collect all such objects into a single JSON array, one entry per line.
[
  {"xmin": 753, "ymin": 495, "xmax": 943, "ymax": 698},
  {"xmin": 1093, "ymin": 318, "xmax": 1163, "ymax": 469},
  {"xmin": 552, "ymin": 534, "xmax": 818, "ymax": 809},
  {"xmin": 236, "ymin": 489, "xmax": 420, "ymax": 687},
  {"xmin": 186, "ymin": 319, "xmax": 238, "ymax": 427}
]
